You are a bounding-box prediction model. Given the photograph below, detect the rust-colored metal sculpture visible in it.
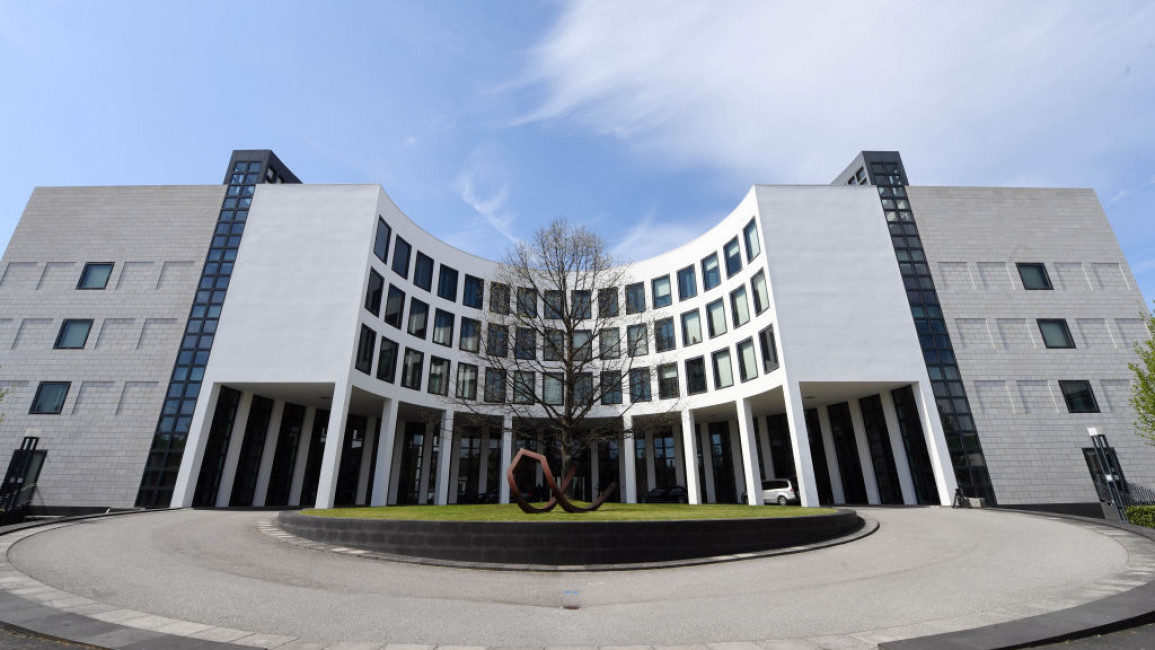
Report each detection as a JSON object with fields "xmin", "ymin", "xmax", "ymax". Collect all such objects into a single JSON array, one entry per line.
[{"xmin": 506, "ymin": 448, "xmax": 618, "ymax": 513}]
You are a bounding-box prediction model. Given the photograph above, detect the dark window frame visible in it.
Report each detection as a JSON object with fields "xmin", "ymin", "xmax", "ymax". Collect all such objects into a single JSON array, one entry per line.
[
  {"xmin": 391, "ymin": 237, "xmax": 412, "ymax": 278},
  {"xmin": 413, "ymin": 252, "xmax": 434, "ymax": 292},
  {"xmin": 1038, "ymin": 318, "xmax": 1075, "ymax": 349},
  {"xmin": 373, "ymin": 218, "xmax": 391, "ymax": 263},
  {"xmin": 1016, "ymin": 262, "xmax": 1053, "ymax": 290},
  {"xmin": 77, "ymin": 262, "xmax": 114, "ymax": 290},
  {"xmin": 437, "ymin": 265, "xmax": 459, "ymax": 302},
  {"xmin": 54, "ymin": 319, "xmax": 93, "ymax": 350},
  {"xmin": 1059, "ymin": 380, "xmax": 1100, "ymax": 413},
  {"xmin": 677, "ymin": 265, "xmax": 698, "ymax": 301},
  {"xmin": 625, "ymin": 282, "xmax": 646, "ymax": 314},
  {"xmin": 29, "ymin": 381, "xmax": 70, "ymax": 414},
  {"xmin": 463, "ymin": 275, "xmax": 484, "ymax": 309}
]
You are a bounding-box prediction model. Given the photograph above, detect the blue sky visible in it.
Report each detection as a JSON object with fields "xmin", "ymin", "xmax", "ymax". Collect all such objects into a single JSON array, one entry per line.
[{"xmin": 2, "ymin": 1, "xmax": 1155, "ymax": 302}]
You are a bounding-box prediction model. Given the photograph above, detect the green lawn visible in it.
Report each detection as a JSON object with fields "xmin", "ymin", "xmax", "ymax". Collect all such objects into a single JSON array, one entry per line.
[{"xmin": 302, "ymin": 503, "xmax": 836, "ymax": 522}]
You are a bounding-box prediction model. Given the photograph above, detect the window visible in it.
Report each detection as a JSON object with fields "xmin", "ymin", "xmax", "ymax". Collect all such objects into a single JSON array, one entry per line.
[
  {"xmin": 629, "ymin": 368, "xmax": 651, "ymax": 402},
  {"xmin": 574, "ymin": 330, "xmax": 593, "ymax": 361},
  {"xmin": 484, "ymin": 368, "xmax": 506, "ymax": 403},
  {"xmin": 1017, "ymin": 263, "xmax": 1052, "ymax": 290},
  {"xmin": 685, "ymin": 358, "xmax": 707, "ymax": 394},
  {"xmin": 758, "ymin": 325, "xmax": 779, "ymax": 372},
  {"xmin": 627, "ymin": 324, "xmax": 648, "ymax": 357},
  {"xmin": 724, "ymin": 237, "xmax": 743, "ymax": 277},
  {"xmin": 652, "ymin": 276, "xmax": 672, "ymax": 308},
  {"xmin": 377, "ymin": 337, "xmax": 398, "ymax": 383},
  {"xmin": 463, "ymin": 275, "xmax": 484, "ymax": 309},
  {"xmin": 673, "ymin": 269, "xmax": 696, "ymax": 305},
  {"xmin": 515, "ymin": 327, "xmax": 536, "ymax": 360},
  {"xmin": 598, "ymin": 288, "xmax": 619, "ymax": 317},
  {"xmin": 706, "ymin": 299, "xmax": 727, "ymax": 337},
  {"xmin": 658, "ymin": 363, "xmax": 679, "ymax": 399},
  {"xmin": 737, "ymin": 338, "xmax": 758, "ymax": 382},
  {"xmin": 487, "ymin": 324, "xmax": 509, "ymax": 358},
  {"xmin": 545, "ymin": 329, "xmax": 564, "ymax": 361},
  {"xmin": 625, "ymin": 283, "xmax": 646, "ymax": 314},
  {"xmin": 459, "ymin": 317, "xmax": 480, "ymax": 352},
  {"xmin": 355, "ymin": 325, "xmax": 376, "ymax": 374},
  {"xmin": 681, "ymin": 310, "xmax": 702, "ymax": 346},
  {"xmin": 407, "ymin": 299, "xmax": 428, "ymax": 338},
  {"xmin": 490, "ymin": 283, "xmax": 510, "ymax": 314},
  {"xmin": 1038, "ymin": 319, "xmax": 1075, "ymax": 349},
  {"xmin": 743, "ymin": 218, "xmax": 761, "ymax": 262},
  {"xmin": 428, "ymin": 357, "xmax": 450, "ymax": 396},
  {"xmin": 456, "ymin": 363, "xmax": 478, "ymax": 400},
  {"xmin": 373, "ymin": 218, "xmax": 391, "ymax": 263},
  {"xmin": 599, "ymin": 328, "xmax": 620, "ymax": 359},
  {"xmin": 751, "ymin": 271, "xmax": 770, "ymax": 314},
  {"xmin": 384, "ymin": 286, "xmax": 405, "ymax": 327},
  {"xmin": 392, "ymin": 237, "xmax": 411, "ymax": 278},
  {"xmin": 517, "ymin": 288, "xmax": 537, "ymax": 317},
  {"xmin": 543, "ymin": 373, "xmax": 564, "ymax": 405},
  {"xmin": 712, "ymin": 349, "xmax": 734, "ymax": 389},
  {"xmin": 544, "ymin": 290, "xmax": 564, "ymax": 319},
  {"xmin": 77, "ymin": 263, "xmax": 114, "ymax": 290},
  {"xmin": 433, "ymin": 310, "xmax": 454, "ymax": 346},
  {"xmin": 1059, "ymin": 380, "xmax": 1099, "ymax": 413},
  {"xmin": 29, "ymin": 381, "xmax": 70, "ymax": 414},
  {"xmin": 365, "ymin": 269, "xmax": 384, "ymax": 316},
  {"xmin": 655, "ymin": 317, "xmax": 676, "ymax": 352},
  {"xmin": 572, "ymin": 290, "xmax": 592, "ymax": 319},
  {"xmin": 437, "ymin": 265, "xmax": 459, "ymax": 301},
  {"xmin": 401, "ymin": 349, "xmax": 424, "ymax": 389},
  {"xmin": 414, "ymin": 252, "xmax": 434, "ymax": 291},
  {"xmin": 731, "ymin": 286, "xmax": 750, "ymax": 327},
  {"xmin": 54, "ymin": 319, "xmax": 93, "ymax": 349},
  {"xmin": 601, "ymin": 371, "xmax": 622, "ymax": 405},
  {"xmin": 701, "ymin": 254, "xmax": 721, "ymax": 290},
  {"xmin": 514, "ymin": 371, "xmax": 536, "ymax": 404},
  {"xmin": 575, "ymin": 373, "xmax": 593, "ymax": 406}
]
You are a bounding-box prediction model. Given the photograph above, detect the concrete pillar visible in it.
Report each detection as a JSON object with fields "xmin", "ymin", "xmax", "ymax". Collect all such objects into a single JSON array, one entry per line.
[
  {"xmin": 591, "ymin": 443, "xmax": 600, "ymax": 497},
  {"xmin": 728, "ymin": 420, "xmax": 745, "ymax": 502},
  {"xmin": 644, "ymin": 430, "xmax": 656, "ymax": 494},
  {"xmin": 816, "ymin": 406, "xmax": 845, "ymax": 504},
  {"xmin": 477, "ymin": 430, "xmax": 490, "ymax": 496},
  {"xmin": 848, "ymin": 400, "xmax": 881, "ymax": 505},
  {"xmin": 417, "ymin": 418, "xmax": 435, "ymax": 505},
  {"xmin": 252, "ymin": 399, "xmax": 285, "ymax": 506},
  {"xmin": 436, "ymin": 410, "xmax": 455, "ymax": 505},
  {"xmin": 879, "ymin": 390, "xmax": 917, "ymax": 505},
  {"xmin": 288, "ymin": 407, "xmax": 316, "ymax": 506},
  {"xmin": 172, "ymin": 382, "xmax": 222, "ymax": 508},
  {"xmin": 498, "ymin": 415, "xmax": 512, "ymax": 504},
  {"xmin": 759, "ymin": 418, "xmax": 775, "ymax": 478},
  {"xmin": 782, "ymin": 382, "xmax": 820, "ymax": 507},
  {"xmin": 672, "ymin": 428, "xmax": 686, "ymax": 486},
  {"xmin": 913, "ymin": 381, "xmax": 959, "ymax": 506},
  {"xmin": 680, "ymin": 409, "xmax": 701, "ymax": 504},
  {"xmin": 215, "ymin": 391, "xmax": 254, "ymax": 508},
  {"xmin": 314, "ymin": 383, "xmax": 352, "ymax": 509},
  {"xmin": 370, "ymin": 398, "xmax": 398, "ymax": 506},
  {"xmin": 622, "ymin": 414, "xmax": 637, "ymax": 503},
  {"xmin": 387, "ymin": 421, "xmax": 405, "ymax": 505},
  {"xmin": 355, "ymin": 416, "xmax": 377, "ymax": 505},
  {"xmin": 448, "ymin": 427, "xmax": 462, "ymax": 504},
  {"xmin": 737, "ymin": 398, "xmax": 763, "ymax": 505},
  {"xmin": 699, "ymin": 424, "xmax": 716, "ymax": 503}
]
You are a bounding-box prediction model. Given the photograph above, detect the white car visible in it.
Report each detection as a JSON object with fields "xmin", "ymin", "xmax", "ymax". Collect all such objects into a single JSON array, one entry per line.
[{"xmin": 757, "ymin": 479, "xmax": 798, "ymax": 505}]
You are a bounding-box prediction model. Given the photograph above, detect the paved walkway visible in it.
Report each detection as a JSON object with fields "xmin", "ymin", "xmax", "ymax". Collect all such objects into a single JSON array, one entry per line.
[{"xmin": 0, "ymin": 508, "xmax": 1153, "ymax": 649}]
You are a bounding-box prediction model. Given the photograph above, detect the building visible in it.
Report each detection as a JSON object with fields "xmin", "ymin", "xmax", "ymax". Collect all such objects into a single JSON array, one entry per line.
[{"xmin": 0, "ymin": 150, "xmax": 1151, "ymax": 516}]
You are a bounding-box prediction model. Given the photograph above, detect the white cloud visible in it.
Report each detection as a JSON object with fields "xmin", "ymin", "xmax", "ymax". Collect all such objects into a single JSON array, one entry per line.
[
  {"xmin": 610, "ymin": 209, "xmax": 711, "ymax": 262},
  {"xmin": 450, "ymin": 147, "xmax": 521, "ymax": 247}
]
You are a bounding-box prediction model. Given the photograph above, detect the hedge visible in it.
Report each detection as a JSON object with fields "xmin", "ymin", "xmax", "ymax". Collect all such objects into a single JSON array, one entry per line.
[{"xmin": 1126, "ymin": 505, "xmax": 1155, "ymax": 529}]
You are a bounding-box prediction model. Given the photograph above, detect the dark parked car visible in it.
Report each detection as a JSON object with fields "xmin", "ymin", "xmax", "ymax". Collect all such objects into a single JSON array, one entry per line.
[{"xmin": 642, "ymin": 485, "xmax": 688, "ymax": 503}]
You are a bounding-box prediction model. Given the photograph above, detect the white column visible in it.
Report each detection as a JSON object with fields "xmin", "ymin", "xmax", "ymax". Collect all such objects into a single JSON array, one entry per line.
[
  {"xmin": 672, "ymin": 430, "xmax": 685, "ymax": 486},
  {"xmin": 737, "ymin": 398, "xmax": 763, "ymax": 505},
  {"xmin": 498, "ymin": 415, "xmax": 512, "ymax": 504},
  {"xmin": 816, "ymin": 406, "xmax": 845, "ymax": 504},
  {"xmin": 436, "ymin": 410, "xmax": 455, "ymax": 505},
  {"xmin": 782, "ymin": 382, "xmax": 820, "ymax": 507},
  {"xmin": 728, "ymin": 420, "xmax": 745, "ymax": 502},
  {"xmin": 215, "ymin": 391, "xmax": 254, "ymax": 508},
  {"xmin": 387, "ymin": 420, "xmax": 405, "ymax": 505},
  {"xmin": 759, "ymin": 419, "xmax": 775, "ymax": 478},
  {"xmin": 913, "ymin": 381, "xmax": 959, "ymax": 505},
  {"xmin": 289, "ymin": 407, "xmax": 317, "ymax": 506},
  {"xmin": 370, "ymin": 398, "xmax": 398, "ymax": 506},
  {"xmin": 879, "ymin": 390, "xmax": 916, "ymax": 504},
  {"xmin": 417, "ymin": 419, "xmax": 435, "ymax": 505},
  {"xmin": 699, "ymin": 424, "xmax": 717, "ymax": 503},
  {"xmin": 314, "ymin": 383, "xmax": 352, "ymax": 509},
  {"xmin": 622, "ymin": 414, "xmax": 637, "ymax": 503},
  {"xmin": 680, "ymin": 409, "xmax": 701, "ymax": 504},
  {"xmin": 848, "ymin": 399, "xmax": 881, "ymax": 505},
  {"xmin": 172, "ymin": 383, "xmax": 222, "ymax": 508},
  {"xmin": 644, "ymin": 430, "xmax": 657, "ymax": 493},
  {"xmin": 477, "ymin": 430, "xmax": 490, "ymax": 496},
  {"xmin": 252, "ymin": 400, "xmax": 285, "ymax": 506},
  {"xmin": 448, "ymin": 429, "xmax": 462, "ymax": 504},
  {"xmin": 355, "ymin": 416, "xmax": 377, "ymax": 505}
]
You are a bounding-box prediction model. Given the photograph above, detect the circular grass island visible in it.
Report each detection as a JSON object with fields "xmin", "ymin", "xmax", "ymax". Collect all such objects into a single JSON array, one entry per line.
[{"xmin": 278, "ymin": 504, "xmax": 866, "ymax": 568}]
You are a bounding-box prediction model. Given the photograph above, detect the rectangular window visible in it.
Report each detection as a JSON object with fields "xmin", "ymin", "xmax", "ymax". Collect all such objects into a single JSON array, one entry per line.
[
  {"xmin": 758, "ymin": 325, "xmax": 779, "ymax": 373},
  {"xmin": 677, "ymin": 266, "xmax": 697, "ymax": 301},
  {"xmin": 428, "ymin": 357, "xmax": 450, "ymax": 396},
  {"xmin": 652, "ymin": 275, "xmax": 672, "ymax": 308},
  {"xmin": 401, "ymin": 349, "xmax": 424, "ymax": 390},
  {"xmin": 629, "ymin": 368, "xmax": 651, "ymax": 402},
  {"xmin": 574, "ymin": 330, "xmax": 593, "ymax": 361},
  {"xmin": 751, "ymin": 271, "xmax": 769, "ymax": 314},
  {"xmin": 433, "ymin": 310, "xmax": 454, "ymax": 346},
  {"xmin": 572, "ymin": 290, "xmax": 592, "ymax": 319},
  {"xmin": 1038, "ymin": 319, "xmax": 1075, "ymax": 349},
  {"xmin": 490, "ymin": 283, "xmax": 510, "ymax": 314},
  {"xmin": 598, "ymin": 288, "xmax": 619, "ymax": 317},
  {"xmin": 601, "ymin": 371, "xmax": 622, "ymax": 405},
  {"xmin": 544, "ymin": 290, "xmax": 564, "ymax": 319},
  {"xmin": 625, "ymin": 283, "xmax": 646, "ymax": 314},
  {"xmin": 29, "ymin": 381, "xmax": 70, "ymax": 414},
  {"xmin": 377, "ymin": 337, "xmax": 398, "ymax": 383},
  {"xmin": 514, "ymin": 371, "xmax": 536, "ymax": 405},
  {"xmin": 1017, "ymin": 263, "xmax": 1052, "ymax": 290},
  {"xmin": 365, "ymin": 269, "xmax": 384, "ymax": 316},
  {"xmin": 517, "ymin": 288, "xmax": 537, "ymax": 317},
  {"xmin": 459, "ymin": 317, "xmax": 480, "ymax": 352},
  {"xmin": 355, "ymin": 324, "xmax": 376, "ymax": 374},
  {"xmin": 384, "ymin": 286, "xmax": 405, "ymax": 327},
  {"xmin": 374, "ymin": 218, "xmax": 391, "ymax": 263},
  {"xmin": 706, "ymin": 299, "xmax": 727, "ymax": 337},
  {"xmin": 1059, "ymin": 380, "xmax": 1099, "ymax": 413},
  {"xmin": 414, "ymin": 252, "xmax": 434, "ymax": 291},
  {"xmin": 575, "ymin": 373, "xmax": 593, "ymax": 406},
  {"xmin": 392, "ymin": 237, "xmax": 411, "ymax": 278},
  {"xmin": 487, "ymin": 324, "xmax": 508, "ymax": 357},
  {"xmin": 658, "ymin": 363, "xmax": 679, "ymax": 399},
  {"xmin": 737, "ymin": 338, "xmax": 757, "ymax": 382},
  {"xmin": 599, "ymin": 328, "xmax": 620, "ymax": 359},
  {"xmin": 437, "ymin": 265, "xmax": 459, "ymax": 301},
  {"xmin": 731, "ymin": 286, "xmax": 750, "ymax": 327},
  {"xmin": 655, "ymin": 317, "xmax": 676, "ymax": 352},
  {"xmin": 724, "ymin": 237, "xmax": 743, "ymax": 277},
  {"xmin": 701, "ymin": 254, "xmax": 721, "ymax": 290},
  {"xmin": 463, "ymin": 275, "xmax": 484, "ymax": 308},
  {"xmin": 627, "ymin": 324, "xmax": 648, "ymax": 357},
  {"xmin": 743, "ymin": 218, "xmax": 761, "ymax": 262},
  {"xmin": 408, "ymin": 298, "xmax": 429, "ymax": 338},
  {"xmin": 681, "ymin": 310, "xmax": 702, "ymax": 346},
  {"xmin": 456, "ymin": 363, "xmax": 478, "ymax": 400},
  {"xmin": 77, "ymin": 262, "xmax": 114, "ymax": 290},
  {"xmin": 54, "ymin": 319, "xmax": 93, "ymax": 349},
  {"xmin": 543, "ymin": 372, "xmax": 564, "ymax": 405},
  {"xmin": 712, "ymin": 349, "xmax": 734, "ymax": 389},
  {"xmin": 685, "ymin": 357, "xmax": 707, "ymax": 394},
  {"xmin": 484, "ymin": 368, "xmax": 506, "ymax": 403},
  {"xmin": 545, "ymin": 329, "xmax": 564, "ymax": 361},
  {"xmin": 515, "ymin": 327, "xmax": 536, "ymax": 360}
]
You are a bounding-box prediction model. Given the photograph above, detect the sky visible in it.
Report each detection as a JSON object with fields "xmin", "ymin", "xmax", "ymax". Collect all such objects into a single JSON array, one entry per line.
[{"xmin": 2, "ymin": 1, "xmax": 1155, "ymax": 301}]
